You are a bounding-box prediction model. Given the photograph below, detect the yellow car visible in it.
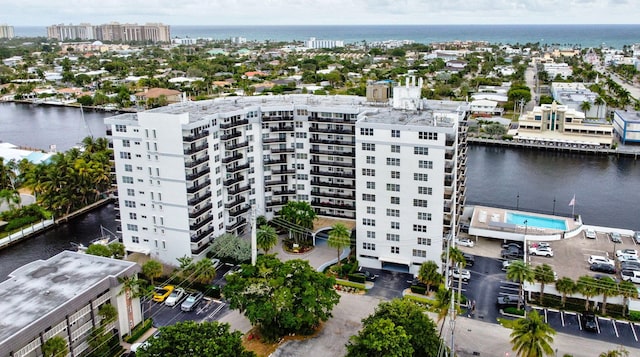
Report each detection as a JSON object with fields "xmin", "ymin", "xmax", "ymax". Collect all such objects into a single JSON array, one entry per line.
[{"xmin": 152, "ymin": 285, "xmax": 174, "ymax": 302}]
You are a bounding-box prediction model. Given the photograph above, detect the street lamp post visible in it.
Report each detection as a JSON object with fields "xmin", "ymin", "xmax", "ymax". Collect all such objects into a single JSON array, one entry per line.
[
  {"xmin": 516, "ymin": 192, "xmax": 520, "ymax": 210},
  {"xmin": 523, "ymin": 220, "xmax": 528, "ymax": 265},
  {"xmin": 553, "ymin": 197, "xmax": 556, "ymax": 215}
]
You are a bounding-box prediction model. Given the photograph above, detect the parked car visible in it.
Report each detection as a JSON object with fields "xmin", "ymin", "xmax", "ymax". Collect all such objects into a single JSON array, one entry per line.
[
  {"xmin": 164, "ymin": 287, "xmax": 185, "ymax": 306},
  {"xmin": 589, "ymin": 263, "xmax": 616, "ymax": 274},
  {"xmin": 152, "ymin": 285, "xmax": 174, "ymax": 303},
  {"xmin": 496, "ymin": 294, "xmax": 522, "ymax": 307},
  {"xmin": 582, "ymin": 311, "xmax": 598, "ymax": 332},
  {"xmin": 462, "ymin": 253, "xmax": 475, "ymax": 267},
  {"xmin": 529, "ymin": 246, "xmax": 554, "ymax": 257},
  {"xmin": 459, "ymin": 223, "xmax": 470, "ymax": 233},
  {"xmin": 529, "ymin": 242, "xmax": 551, "ymax": 249},
  {"xmin": 502, "ymin": 259, "xmax": 523, "ymax": 271},
  {"xmin": 616, "ymin": 249, "xmax": 638, "ymax": 257},
  {"xmin": 358, "ymin": 267, "xmax": 379, "ymax": 281},
  {"xmin": 451, "ymin": 268, "xmax": 471, "ymax": 281},
  {"xmin": 502, "ymin": 242, "xmax": 523, "ymax": 250},
  {"xmin": 610, "ymin": 232, "xmax": 623, "ymax": 243},
  {"xmin": 617, "ymin": 254, "xmax": 640, "ymax": 263},
  {"xmin": 585, "ymin": 228, "xmax": 597, "ymax": 239},
  {"xmin": 593, "ymin": 274, "xmax": 619, "ymax": 283},
  {"xmin": 455, "ymin": 238, "xmax": 475, "ymax": 247},
  {"xmin": 224, "ymin": 265, "xmax": 243, "ymax": 278},
  {"xmin": 181, "ymin": 291, "xmax": 204, "ymax": 312},
  {"xmin": 210, "ymin": 258, "xmax": 222, "ymax": 269},
  {"xmin": 587, "ymin": 255, "xmax": 614, "ymax": 266},
  {"xmin": 621, "ymin": 270, "xmax": 640, "ymax": 284},
  {"xmin": 634, "ymin": 231, "xmax": 640, "ymax": 244}
]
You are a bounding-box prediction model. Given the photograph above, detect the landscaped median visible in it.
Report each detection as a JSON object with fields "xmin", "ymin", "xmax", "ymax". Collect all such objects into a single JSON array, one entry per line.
[{"xmin": 334, "ymin": 278, "xmax": 367, "ymax": 294}]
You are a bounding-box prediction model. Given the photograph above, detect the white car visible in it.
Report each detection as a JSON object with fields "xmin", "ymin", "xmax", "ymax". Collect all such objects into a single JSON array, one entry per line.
[
  {"xmin": 529, "ymin": 242, "xmax": 551, "ymax": 249},
  {"xmin": 455, "ymin": 238, "xmax": 475, "ymax": 248},
  {"xmin": 451, "ymin": 268, "xmax": 471, "ymax": 281},
  {"xmin": 616, "ymin": 249, "xmax": 638, "ymax": 257},
  {"xmin": 529, "ymin": 246, "xmax": 554, "ymax": 257},
  {"xmin": 618, "ymin": 255, "xmax": 640, "ymax": 263},
  {"xmin": 502, "ymin": 260, "xmax": 522, "ymax": 271},
  {"xmin": 588, "ymin": 255, "xmax": 614, "ymax": 266},
  {"xmin": 164, "ymin": 287, "xmax": 185, "ymax": 306},
  {"xmin": 210, "ymin": 258, "xmax": 222, "ymax": 269},
  {"xmin": 585, "ymin": 228, "xmax": 597, "ymax": 239}
]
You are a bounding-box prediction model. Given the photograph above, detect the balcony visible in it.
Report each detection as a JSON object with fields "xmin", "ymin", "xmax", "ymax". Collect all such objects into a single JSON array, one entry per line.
[
  {"xmin": 309, "ymin": 127, "xmax": 355, "ymax": 135},
  {"xmin": 222, "ymin": 153, "xmax": 243, "ymax": 164},
  {"xmin": 446, "ymin": 139, "xmax": 455, "ymax": 147},
  {"xmin": 264, "ymin": 157, "xmax": 287, "ymax": 165},
  {"xmin": 309, "ymin": 159, "xmax": 353, "ymax": 168},
  {"xmin": 184, "ymin": 143, "xmax": 209, "ymax": 155},
  {"xmin": 226, "ymin": 162, "xmax": 250, "ymax": 173},
  {"xmin": 272, "ymin": 189, "xmax": 296, "ymax": 195},
  {"xmin": 189, "ymin": 215, "xmax": 213, "ymax": 231},
  {"xmin": 106, "ymin": 129, "xmax": 112, "ymax": 136},
  {"xmin": 263, "ymin": 137, "xmax": 286, "ymax": 144},
  {"xmin": 220, "ymin": 119, "xmax": 248, "ymax": 129},
  {"xmin": 228, "ymin": 184, "xmax": 250, "ymax": 195},
  {"xmin": 224, "ymin": 196, "xmax": 246, "ymax": 209},
  {"xmin": 271, "ymin": 168, "xmax": 296, "ymax": 175},
  {"xmin": 309, "ymin": 138, "xmax": 355, "ymax": 146},
  {"xmin": 225, "ymin": 141, "xmax": 249, "ymax": 151},
  {"xmin": 311, "ymin": 169, "xmax": 355, "ymax": 178},
  {"xmin": 223, "ymin": 175, "xmax": 244, "ymax": 186},
  {"xmin": 189, "ymin": 203, "xmax": 212, "ymax": 218},
  {"xmin": 311, "ymin": 179, "xmax": 355, "ymax": 189},
  {"xmin": 271, "ymin": 147, "xmax": 295, "ymax": 154},
  {"xmin": 311, "ymin": 190, "xmax": 355, "ymax": 200},
  {"xmin": 310, "ymin": 116, "xmax": 355, "ymax": 124},
  {"xmin": 266, "ymin": 199, "xmax": 287, "ymax": 207},
  {"xmin": 191, "ymin": 241, "xmax": 212, "ymax": 255},
  {"xmin": 187, "ymin": 179, "xmax": 211, "ymax": 193},
  {"xmin": 262, "ymin": 116, "xmax": 293, "ymax": 122},
  {"xmin": 183, "ymin": 130, "xmax": 209, "ymax": 142},
  {"xmin": 314, "ymin": 209, "xmax": 355, "ymax": 219},
  {"xmin": 185, "ymin": 167, "xmax": 211, "ymax": 181},
  {"xmin": 226, "ymin": 217, "xmax": 247, "ymax": 231},
  {"xmin": 185, "ymin": 155, "xmax": 209, "ymax": 168},
  {"xmin": 229, "ymin": 205, "xmax": 251, "ymax": 217},
  {"xmin": 311, "ymin": 200, "xmax": 356, "ymax": 210},
  {"xmin": 270, "ymin": 126, "xmax": 294, "ymax": 132},
  {"xmin": 309, "ymin": 148, "xmax": 355, "ymax": 157},
  {"xmin": 265, "ymin": 179, "xmax": 288, "ymax": 186},
  {"xmin": 221, "ymin": 131, "xmax": 242, "ymax": 141},
  {"xmin": 188, "ymin": 191, "xmax": 212, "ymax": 206}
]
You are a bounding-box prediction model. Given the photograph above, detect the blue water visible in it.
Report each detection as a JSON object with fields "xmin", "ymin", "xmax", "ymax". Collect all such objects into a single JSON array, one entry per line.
[
  {"xmin": 506, "ymin": 212, "xmax": 568, "ymax": 230},
  {"xmin": 13, "ymin": 24, "xmax": 640, "ymax": 49}
]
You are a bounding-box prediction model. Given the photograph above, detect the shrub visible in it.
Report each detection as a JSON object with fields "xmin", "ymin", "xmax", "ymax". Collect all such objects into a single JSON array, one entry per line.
[
  {"xmin": 124, "ymin": 318, "xmax": 153, "ymax": 343},
  {"xmin": 334, "ymin": 278, "xmax": 365, "ymax": 291},
  {"xmin": 503, "ymin": 307, "xmax": 525, "ymax": 316},
  {"xmin": 403, "ymin": 294, "xmax": 435, "ymax": 306},
  {"xmin": 410, "ymin": 285, "xmax": 427, "ymax": 295},
  {"xmin": 348, "ymin": 273, "xmax": 366, "ymax": 284},
  {"xmin": 628, "ymin": 310, "xmax": 640, "ymax": 322}
]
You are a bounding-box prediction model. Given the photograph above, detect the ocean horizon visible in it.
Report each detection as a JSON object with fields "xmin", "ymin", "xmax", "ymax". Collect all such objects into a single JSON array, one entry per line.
[{"xmin": 13, "ymin": 24, "xmax": 640, "ymax": 49}]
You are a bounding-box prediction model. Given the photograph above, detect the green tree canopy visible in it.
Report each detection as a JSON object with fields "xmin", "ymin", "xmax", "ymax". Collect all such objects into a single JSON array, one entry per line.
[
  {"xmin": 85, "ymin": 243, "xmax": 112, "ymax": 257},
  {"xmin": 222, "ymin": 255, "xmax": 340, "ymax": 341},
  {"xmin": 346, "ymin": 318, "xmax": 413, "ymax": 357},
  {"xmin": 142, "ymin": 259, "xmax": 163, "ymax": 285},
  {"xmin": 510, "ymin": 310, "xmax": 556, "ymax": 357},
  {"xmin": 209, "ymin": 233, "xmax": 251, "ymax": 263},
  {"xmin": 327, "ymin": 223, "xmax": 352, "ymax": 269},
  {"xmin": 555, "ymin": 277, "xmax": 576, "ymax": 308},
  {"xmin": 256, "ymin": 224, "xmax": 278, "ymax": 254},
  {"xmin": 136, "ymin": 321, "xmax": 255, "ymax": 357},
  {"xmin": 417, "ymin": 261, "xmax": 442, "ymax": 294},
  {"xmin": 277, "ymin": 201, "xmax": 317, "ymax": 245},
  {"xmin": 42, "ymin": 336, "xmax": 68, "ymax": 357},
  {"xmin": 506, "ymin": 261, "xmax": 534, "ymax": 311},
  {"xmin": 534, "ymin": 264, "xmax": 556, "ymax": 304}
]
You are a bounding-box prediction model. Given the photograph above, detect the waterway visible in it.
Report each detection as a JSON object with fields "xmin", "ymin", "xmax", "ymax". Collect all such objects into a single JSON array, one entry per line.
[{"xmin": 0, "ymin": 103, "xmax": 639, "ymax": 280}]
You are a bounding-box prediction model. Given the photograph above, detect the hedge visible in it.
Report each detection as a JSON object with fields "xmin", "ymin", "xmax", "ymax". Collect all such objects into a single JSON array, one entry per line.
[
  {"xmin": 124, "ymin": 318, "xmax": 153, "ymax": 343},
  {"xmin": 410, "ymin": 285, "xmax": 427, "ymax": 295},
  {"xmin": 404, "ymin": 294, "xmax": 435, "ymax": 306},
  {"xmin": 629, "ymin": 311, "xmax": 640, "ymax": 322},
  {"xmin": 348, "ymin": 273, "xmax": 366, "ymax": 284},
  {"xmin": 334, "ymin": 278, "xmax": 365, "ymax": 290},
  {"xmin": 503, "ymin": 307, "xmax": 525, "ymax": 316}
]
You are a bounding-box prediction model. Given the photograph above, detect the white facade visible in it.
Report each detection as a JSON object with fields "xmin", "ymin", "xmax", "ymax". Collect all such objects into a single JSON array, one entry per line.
[
  {"xmin": 0, "ymin": 24, "xmax": 14, "ymax": 39},
  {"xmin": 305, "ymin": 37, "xmax": 344, "ymax": 49},
  {"xmin": 543, "ymin": 63, "xmax": 573, "ymax": 80},
  {"xmin": 106, "ymin": 91, "xmax": 467, "ymax": 272}
]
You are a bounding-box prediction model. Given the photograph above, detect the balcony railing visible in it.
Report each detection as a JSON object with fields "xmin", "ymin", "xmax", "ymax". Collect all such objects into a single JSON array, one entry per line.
[
  {"xmin": 220, "ymin": 119, "xmax": 249, "ymax": 129},
  {"xmin": 221, "ymin": 131, "xmax": 242, "ymax": 141},
  {"xmin": 272, "ymin": 189, "xmax": 296, "ymax": 195},
  {"xmin": 311, "ymin": 191, "xmax": 355, "ymax": 200},
  {"xmin": 263, "ymin": 157, "xmax": 287, "ymax": 165},
  {"xmin": 314, "ymin": 209, "xmax": 355, "ymax": 219},
  {"xmin": 309, "ymin": 159, "xmax": 353, "ymax": 168},
  {"xmin": 265, "ymin": 179, "xmax": 288, "ymax": 186},
  {"xmin": 271, "ymin": 147, "xmax": 295, "ymax": 153},
  {"xmin": 187, "ymin": 191, "xmax": 211, "ymax": 206},
  {"xmin": 229, "ymin": 205, "xmax": 251, "ymax": 217},
  {"xmin": 266, "ymin": 199, "xmax": 287, "ymax": 207},
  {"xmin": 184, "ymin": 143, "xmax": 209, "ymax": 155},
  {"xmin": 223, "ymin": 175, "xmax": 244, "ymax": 186},
  {"xmin": 225, "ymin": 141, "xmax": 249, "ymax": 151},
  {"xmin": 184, "ymin": 155, "xmax": 209, "ymax": 168},
  {"xmin": 311, "ymin": 200, "xmax": 356, "ymax": 210},
  {"xmin": 271, "ymin": 168, "xmax": 296, "ymax": 175},
  {"xmin": 226, "ymin": 162, "xmax": 250, "ymax": 173},
  {"xmin": 226, "ymin": 217, "xmax": 247, "ymax": 231},
  {"xmin": 309, "ymin": 148, "xmax": 354, "ymax": 157},
  {"xmin": 222, "ymin": 153, "xmax": 243, "ymax": 164},
  {"xmin": 310, "ymin": 179, "xmax": 355, "ymax": 189},
  {"xmin": 183, "ymin": 130, "xmax": 209, "ymax": 142},
  {"xmin": 189, "ymin": 203, "xmax": 212, "ymax": 218},
  {"xmin": 228, "ymin": 184, "xmax": 250, "ymax": 195},
  {"xmin": 270, "ymin": 126, "xmax": 294, "ymax": 132},
  {"xmin": 309, "ymin": 127, "xmax": 355, "ymax": 135},
  {"xmin": 263, "ymin": 137, "xmax": 286, "ymax": 143},
  {"xmin": 186, "ymin": 179, "xmax": 211, "ymax": 193},
  {"xmin": 309, "ymin": 138, "xmax": 355, "ymax": 146},
  {"xmin": 311, "ymin": 169, "xmax": 355, "ymax": 178},
  {"xmin": 262, "ymin": 116, "xmax": 293, "ymax": 122},
  {"xmin": 310, "ymin": 116, "xmax": 355, "ymax": 124},
  {"xmin": 185, "ymin": 167, "xmax": 210, "ymax": 181},
  {"xmin": 189, "ymin": 215, "xmax": 213, "ymax": 231},
  {"xmin": 224, "ymin": 196, "xmax": 246, "ymax": 209}
]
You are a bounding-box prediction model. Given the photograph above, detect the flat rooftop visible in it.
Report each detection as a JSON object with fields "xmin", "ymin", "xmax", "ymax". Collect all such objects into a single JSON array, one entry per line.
[{"xmin": 0, "ymin": 251, "xmax": 138, "ymax": 342}]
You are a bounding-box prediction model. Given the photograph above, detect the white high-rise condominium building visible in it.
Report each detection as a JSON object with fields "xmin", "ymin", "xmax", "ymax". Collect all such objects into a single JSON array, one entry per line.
[
  {"xmin": 106, "ymin": 79, "xmax": 468, "ymax": 273},
  {"xmin": 0, "ymin": 24, "xmax": 14, "ymax": 39}
]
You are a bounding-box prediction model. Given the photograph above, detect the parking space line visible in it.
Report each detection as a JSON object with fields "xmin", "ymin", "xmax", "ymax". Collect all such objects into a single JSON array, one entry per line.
[
  {"xmin": 613, "ymin": 319, "xmax": 619, "ymax": 338},
  {"xmin": 631, "ymin": 322, "xmax": 638, "ymax": 342},
  {"xmin": 560, "ymin": 311, "xmax": 565, "ymax": 327},
  {"xmin": 544, "ymin": 308, "xmax": 548, "ymax": 323},
  {"xmin": 577, "ymin": 314, "xmax": 583, "ymax": 331},
  {"xmin": 596, "ymin": 317, "xmax": 601, "ymax": 334}
]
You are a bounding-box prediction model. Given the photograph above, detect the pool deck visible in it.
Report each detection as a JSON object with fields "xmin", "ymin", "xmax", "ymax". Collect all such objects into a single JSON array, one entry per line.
[{"xmin": 468, "ymin": 206, "xmax": 582, "ymax": 241}]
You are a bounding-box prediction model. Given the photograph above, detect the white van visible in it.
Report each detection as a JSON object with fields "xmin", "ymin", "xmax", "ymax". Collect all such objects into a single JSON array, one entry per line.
[{"xmin": 621, "ymin": 270, "xmax": 640, "ymax": 284}]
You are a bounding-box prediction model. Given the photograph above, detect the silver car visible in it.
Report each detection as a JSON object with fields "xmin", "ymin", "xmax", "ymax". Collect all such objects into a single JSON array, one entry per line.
[{"xmin": 181, "ymin": 291, "xmax": 204, "ymax": 312}]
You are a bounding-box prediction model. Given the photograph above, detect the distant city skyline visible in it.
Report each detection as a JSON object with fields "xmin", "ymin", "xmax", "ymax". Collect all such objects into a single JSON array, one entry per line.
[{"xmin": 3, "ymin": 0, "xmax": 639, "ymax": 26}]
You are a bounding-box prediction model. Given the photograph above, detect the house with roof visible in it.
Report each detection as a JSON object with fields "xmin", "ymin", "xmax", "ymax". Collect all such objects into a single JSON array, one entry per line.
[{"xmin": 134, "ymin": 88, "xmax": 182, "ymax": 104}]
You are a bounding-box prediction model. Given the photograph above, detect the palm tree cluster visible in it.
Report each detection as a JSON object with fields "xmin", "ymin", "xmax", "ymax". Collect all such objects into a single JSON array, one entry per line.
[{"xmin": 20, "ymin": 137, "xmax": 112, "ymax": 216}]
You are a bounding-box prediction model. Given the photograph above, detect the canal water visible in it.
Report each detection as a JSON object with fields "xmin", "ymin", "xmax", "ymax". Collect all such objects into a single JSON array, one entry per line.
[{"xmin": 1, "ymin": 103, "xmax": 639, "ymax": 280}]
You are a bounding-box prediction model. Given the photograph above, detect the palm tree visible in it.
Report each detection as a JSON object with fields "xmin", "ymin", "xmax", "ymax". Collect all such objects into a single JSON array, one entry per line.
[
  {"xmin": 418, "ymin": 261, "xmax": 442, "ymax": 295},
  {"xmin": 193, "ymin": 258, "xmax": 217, "ymax": 284},
  {"xmin": 327, "ymin": 223, "xmax": 351, "ymax": 269},
  {"xmin": 577, "ymin": 275, "xmax": 598, "ymax": 311},
  {"xmin": 278, "ymin": 201, "xmax": 317, "ymax": 245},
  {"xmin": 506, "ymin": 261, "xmax": 534, "ymax": 311},
  {"xmin": 118, "ymin": 275, "xmax": 147, "ymax": 298},
  {"xmin": 580, "ymin": 100, "xmax": 592, "ymax": 116},
  {"xmin": 599, "ymin": 346, "xmax": 630, "ymax": 357},
  {"xmin": 142, "ymin": 259, "xmax": 163, "ymax": 286},
  {"xmin": 555, "ymin": 277, "xmax": 576, "ymax": 308},
  {"xmin": 510, "ymin": 310, "xmax": 556, "ymax": 357},
  {"xmin": 42, "ymin": 335, "xmax": 68, "ymax": 357},
  {"xmin": 596, "ymin": 277, "xmax": 619, "ymax": 315},
  {"xmin": 534, "ymin": 264, "xmax": 556, "ymax": 304},
  {"xmin": 619, "ymin": 280, "xmax": 637, "ymax": 317},
  {"xmin": 448, "ymin": 246, "xmax": 466, "ymax": 306},
  {"xmin": 256, "ymin": 224, "xmax": 278, "ymax": 254},
  {"xmin": 594, "ymin": 96, "xmax": 605, "ymax": 119}
]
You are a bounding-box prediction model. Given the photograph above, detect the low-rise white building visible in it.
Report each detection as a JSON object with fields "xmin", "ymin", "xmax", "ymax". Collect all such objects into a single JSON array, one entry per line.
[
  {"xmin": 613, "ymin": 110, "xmax": 640, "ymax": 145},
  {"xmin": 543, "ymin": 63, "xmax": 573, "ymax": 80},
  {"xmin": 551, "ymin": 82, "xmax": 605, "ymax": 119}
]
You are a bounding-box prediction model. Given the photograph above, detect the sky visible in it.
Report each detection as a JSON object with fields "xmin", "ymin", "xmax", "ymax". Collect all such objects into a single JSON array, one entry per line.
[{"xmin": 2, "ymin": 0, "xmax": 638, "ymax": 26}]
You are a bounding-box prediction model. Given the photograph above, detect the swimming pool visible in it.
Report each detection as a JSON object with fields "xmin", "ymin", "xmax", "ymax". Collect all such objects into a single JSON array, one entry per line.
[{"xmin": 505, "ymin": 212, "xmax": 567, "ymax": 230}]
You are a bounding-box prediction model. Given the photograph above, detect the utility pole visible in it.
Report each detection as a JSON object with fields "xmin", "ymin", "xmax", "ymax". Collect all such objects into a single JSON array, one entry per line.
[{"xmin": 251, "ymin": 206, "xmax": 257, "ymax": 266}]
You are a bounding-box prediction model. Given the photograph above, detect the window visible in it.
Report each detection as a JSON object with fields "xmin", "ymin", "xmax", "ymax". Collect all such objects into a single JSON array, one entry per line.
[
  {"xmin": 366, "ymin": 156, "xmax": 376, "ymax": 164},
  {"xmin": 391, "ymin": 130, "xmax": 400, "ymax": 138},
  {"xmin": 414, "ymin": 147, "xmax": 429, "ymax": 155},
  {"xmin": 413, "ymin": 199, "xmax": 428, "ymax": 207},
  {"xmin": 419, "ymin": 132, "xmax": 438, "ymax": 140},
  {"xmin": 124, "ymin": 164, "xmax": 133, "ymax": 172},
  {"xmin": 362, "ymin": 218, "xmax": 375, "ymax": 226},
  {"xmin": 122, "ymin": 139, "xmax": 131, "ymax": 147},
  {"xmin": 391, "ymin": 246, "xmax": 399, "ymax": 254},
  {"xmin": 413, "ymin": 224, "xmax": 428, "ymax": 232},
  {"xmin": 124, "ymin": 200, "xmax": 136, "ymax": 208},
  {"xmin": 115, "ymin": 124, "xmax": 126, "ymax": 132},
  {"xmin": 362, "ymin": 143, "xmax": 375, "ymax": 151},
  {"xmin": 362, "ymin": 193, "xmax": 376, "ymax": 202},
  {"xmin": 387, "ymin": 233, "xmax": 399, "ymax": 241},
  {"xmin": 417, "ymin": 237, "xmax": 430, "ymax": 245},
  {"xmin": 414, "ymin": 173, "xmax": 428, "ymax": 181},
  {"xmin": 386, "ymin": 158, "xmax": 400, "ymax": 166},
  {"xmin": 366, "ymin": 206, "xmax": 376, "ymax": 214},
  {"xmin": 390, "ymin": 222, "xmax": 400, "ymax": 229},
  {"xmin": 391, "ymin": 144, "xmax": 400, "ymax": 153},
  {"xmin": 126, "ymin": 224, "xmax": 138, "ymax": 231},
  {"xmin": 126, "ymin": 188, "xmax": 135, "ymax": 196},
  {"xmin": 390, "ymin": 197, "xmax": 400, "ymax": 205},
  {"xmin": 412, "ymin": 249, "xmax": 426, "ymax": 258},
  {"xmin": 386, "ymin": 184, "xmax": 400, "ymax": 192},
  {"xmin": 362, "ymin": 242, "xmax": 376, "ymax": 250},
  {"xmin": 122, "ymin": 176, "xmax": 134, "ymax": 184},
  {"xmin": 362, "ymin": 168, "xmax": 376, "ymax": 176},
  {"xmin": 132, "ymin": 236, "xmax": 140, "ymax": 243},
  {"xmin": 129, "ymin": 212, "xmax": 137, "ymax": 220},
  {"xmin": 366, "ymin": 181, "xmax": 376, "ymax": 189},
  {"xmin": 119, "ymin": 152, "xmax": 131, "ymax": 159},
  {"xmin": 391, "ymin": 171, "xmax": 400, "ymax": 179},
  {"xmin": 386, "ymin": 208, "xmax": 400, "ymax": 217},
  {"xmin": 367, "ymin": 231, "xmax": 376, "ymax": 239},
  {"xmin": 418, "ymin": 186, "xmax": 432, "ymax": 195},
  {"xmin": 418, "ymin": 160, "xmax": 433, "ymax": 169},
  {"xmin": 418, "ymin": 212, "xmax": 432, "ymax": 221},
  {"xmin": 296, "ymin": 142, "xmax": 304, "ymax": 149},
  {"xmin": 360, "ymin": 128, "xmax": 374, "ymax": 136}
]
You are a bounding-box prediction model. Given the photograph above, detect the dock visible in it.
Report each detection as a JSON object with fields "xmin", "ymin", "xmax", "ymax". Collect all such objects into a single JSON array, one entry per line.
[{"xmin": 468, "ymin": 138, "xmax": 640, "ymax": 158}]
